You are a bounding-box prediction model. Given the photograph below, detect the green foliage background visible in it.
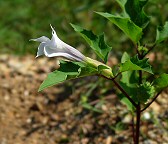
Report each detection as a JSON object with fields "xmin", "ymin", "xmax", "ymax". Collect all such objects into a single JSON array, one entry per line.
[{"xmin": 0, "ymin": 0, "xmax": 168, "ymax": 61}]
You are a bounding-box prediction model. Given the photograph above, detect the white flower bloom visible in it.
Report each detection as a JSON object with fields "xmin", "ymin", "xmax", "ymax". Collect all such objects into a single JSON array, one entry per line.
[{"xmin": 31, "ymin": 25, "xmax": 86, "ymax": 62}]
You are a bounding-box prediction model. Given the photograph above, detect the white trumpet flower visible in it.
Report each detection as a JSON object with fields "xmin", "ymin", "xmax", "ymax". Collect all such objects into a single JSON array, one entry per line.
[
  {"xmin": 31, "ymin": 25, "xmax": 86, "ymax": 62},
  {"xmin": 31, "ymin": 25, "xmax": 113, "ymax": 78}
]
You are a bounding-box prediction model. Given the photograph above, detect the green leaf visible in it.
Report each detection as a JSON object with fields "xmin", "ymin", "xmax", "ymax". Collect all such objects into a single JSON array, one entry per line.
[
  {"xmin": 120, "ymin": 55, "xmax": 153, "ymax": 74},
  {"xmin": 96, "ymin": 12, "xmax": 143, "ymax": 43},
  {"xmin": 137, "ymin": 82, "xmax": 155, "ymax": 103},
  {"xmin": 118, "ymin": 93, "xmax": 135, "ymax": 111},
  {"xmin": 115, "ymin": 121, "xmax": 127, "ymax": 131},
  {"xmin": 116, "ymin": 0, "xmax": 127, "ymax": 12},
  {"xmin": 39, "ymin": 60, "xmax": 112, "ymax": 91},
  {"xmin": 119, "ymin": 52, "xmax": 138, "ymax": 111},
  {"xmin": 124, "ymin": 0, "xmax": 150, "ymax": 28},
  {"xmin": 39, "ymin": 71, "xmax": 68, "ymax": 92},
  {"xmin": 116, "ymin": 0, "xmax": 150, "ymax": 28},
  {"xmin": 39, "ymin": 62, "xmax": 79, "ymax": 91},
  {"xmin": 39, "ymin": 61, "xmax": 97, "ymax": 91},
  {"xmin": 120, "ymin": 53, "xmax": 138, "ymax": 89},
  {"xmin": 71, "ymin": 24, "xmax": 112, "ymax": 63},
  {"xmin": 120, "ymin": 81, "xmax": 155, "ymax": 105},
  {"xmin": 153, "ymin": 73, "xmax": 168, "ymax": 91},
  {"xmin": 78, "ymin": 65, "xmax": 97, "ymax": 77},
  {"xmin": 119, "ymin": 53, "xmax": 155, "ymax": 107},
  {"xmin": 121, "ymin": 52, "xmax": 130, "ymax": 63},
  {"xmin": 156, "ymin": 22, "xmax": 168, "ymax": 43},
  {"xmin": 82, "ymin": 103, "xmax": 103, "ymax": 113}
]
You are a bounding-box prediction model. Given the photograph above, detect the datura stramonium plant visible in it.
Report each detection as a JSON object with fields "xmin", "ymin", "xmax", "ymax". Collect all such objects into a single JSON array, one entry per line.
[{"xmin": 31, "ymin": 25, "xmax": 113, "ymax": 78}]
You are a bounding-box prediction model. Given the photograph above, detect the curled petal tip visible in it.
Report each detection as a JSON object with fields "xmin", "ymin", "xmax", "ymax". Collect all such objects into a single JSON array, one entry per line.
[
  {"xmin": 30, "ymin": 36, "xmax": 50, "ymax": 42},
  {"xmin": 50, "ymin": 24, "xmax": 53, "ymax": 29},
  {"xmin": 50, "ymin": 24, "xmax": 57, "ymax": 35},
  {"xmin": 50, "ymin": 24, "xmax": 54, "ymax": 31}
]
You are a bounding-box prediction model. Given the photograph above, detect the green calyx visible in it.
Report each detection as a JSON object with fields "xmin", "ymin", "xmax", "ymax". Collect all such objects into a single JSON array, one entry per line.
[{"xmin": 85, "ymin": 57, "xmax": 114, "ymax": 78}]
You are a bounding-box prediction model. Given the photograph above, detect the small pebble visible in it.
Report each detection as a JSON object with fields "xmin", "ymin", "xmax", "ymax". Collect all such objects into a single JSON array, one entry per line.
[{"xmin": 143, "ymin": 112, "xmax": 151, "ymax": 120}]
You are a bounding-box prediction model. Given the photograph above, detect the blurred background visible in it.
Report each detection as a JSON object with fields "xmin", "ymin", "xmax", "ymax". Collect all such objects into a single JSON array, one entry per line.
[
  {"xmin": 0, "ymin": 0, "xmax": 168, "ymax": 56},
  {"xmin": 0, "ymin": 0, "xmax": 168, "ymax": 143}
]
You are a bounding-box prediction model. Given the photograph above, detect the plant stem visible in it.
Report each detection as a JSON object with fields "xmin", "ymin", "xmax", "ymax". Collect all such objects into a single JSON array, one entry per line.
[
  {"xmin": 112, "ymin": 78, "xmax": 140, "ymax": 143},
  {"xmin": 142, "ymin": 44, "xmax": 156, "ymax": 58},
  {"xmin": 100, "ymin": 75, "xmax": 138, "ymax": 107},
  {"xmin": 136, "ymin": 48, "xmax": 142, "ymax": 144},
  {"xmin": 112, "ymin": 79, "xmax": 138, "ymax": 107},
  {"xmin": 135, "ymin": 103, "xmax": 141, "ymax": 144},
  {"xmin": 132, "ymin": 115, "xmax": 136, "ymax": 143}
]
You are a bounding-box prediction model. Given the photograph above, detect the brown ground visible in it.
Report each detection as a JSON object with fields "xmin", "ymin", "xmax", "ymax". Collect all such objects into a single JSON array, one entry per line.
[{"xmin": 0, "ymin": 54, "xmax": 168, "ymax": 144}]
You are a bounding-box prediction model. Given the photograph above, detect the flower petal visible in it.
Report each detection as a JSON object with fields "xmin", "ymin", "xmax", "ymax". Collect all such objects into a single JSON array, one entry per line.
[
  {"xmin": 30, "ymin": 36, "xmax": 50, "ymax": 42},
  {"xmin": 36, "ymin": 42, "xmax": 46, "ymax": 58},
  {"xmin": 31, "ymin": 25, "xmax": 86, "ymax": 62},
  {"xmin": 50, "ymin": 24, "xmax": 57, "ymax": 36},
  {"xmin": 48, "ymin": 25, "xmax": 59, "ymax": 48},
  {"xmin": 62, "ymin": 42, "xmax": 85, "ymax": 61},
  {"xmin": 44, "ymin": 47, "xmax": 83, "ymax": 61}
]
